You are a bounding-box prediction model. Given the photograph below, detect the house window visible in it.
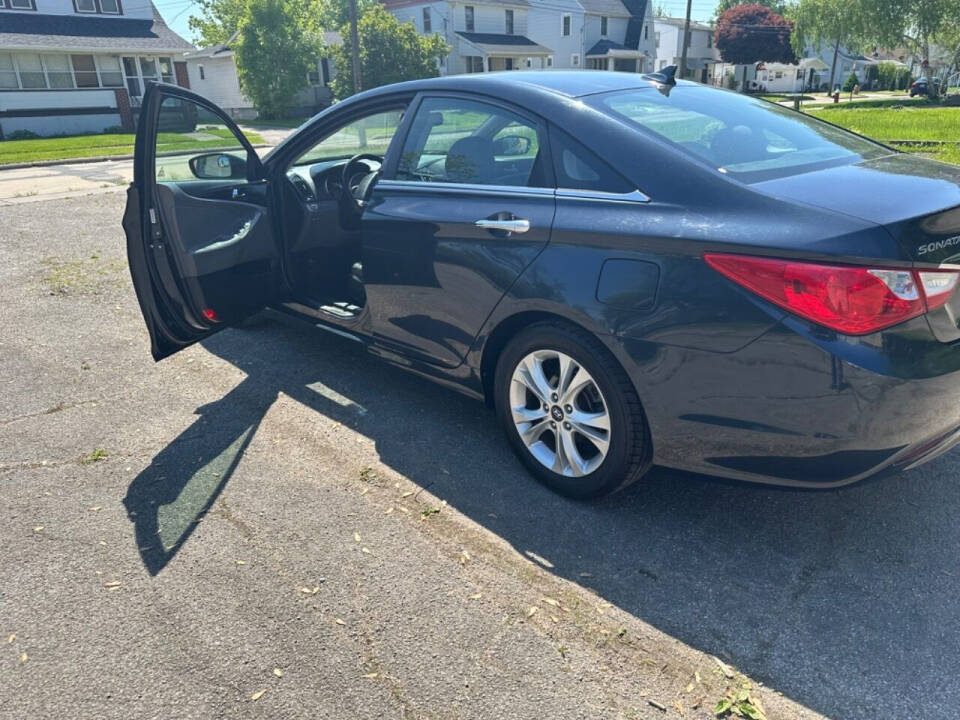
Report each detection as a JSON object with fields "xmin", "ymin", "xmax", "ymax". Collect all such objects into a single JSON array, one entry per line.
[
  {"xmin": 571, "ymin": 53, "xmax": 580, "ymax": 66},
  {"xmin": 655, "ymin": 31, "xmax": 660, "ymax": 48},
  {"xmin": 15, "ymin": 53, "xmax": 45, "ymax": 87},
  {"xmin": 546, "ymin": 55, "xmax": 553, "ymax": 67},
  {"xmin": 505, "ymin": 9, "xmax": 513, "ymax": 34},
  {"xmin": 466, "ymin": 55, "xmax": 484, "ymax": 73},
  {"xmin": 1, "ymin": 0, "xmax": 38, "ymax": 10},
  {"xmin": 465, "ymin": 6, "xmax": 474, "ymax": 32},
  {"xmin": 600, "ymin": 16, "xmax": 607, "ymax": 36},
  {"xmin": 198, "ymin": 64, "xmax": 205, "ymax": 80},
  {"xmin": 45, "ymin": 54, "xmax": 74, "ymax": 88},
  {"xmin": 71, "ymin": 54, "xmax": 99, "ymax": 87},
  {"xmin": 644, "ymin": 24, "xmax": 648, "ymax": 40},
  {"xmin": 0, "ymin": 53, "xmax": 17, "ymax": 87},
  {"xmin": 422, "ymin": 7, "xmax": 431, "ymax": 33},
  {"xmin": 504, "ymin": 58, "xmax": 514, "ymax": 70},
  {"xmin": 525, "ymin": 57, "xmax": 532, "ymax": 67},
  {"xmin": 561, "ymin": 14, "xmax": 571, "ymax": 37},
  {"xmin": 158, "ymin": 56, "xmax": 174, "ymax": 84},
  {"xmin": 123, "ymin": 56, "xmax": 141, "ymax": 96},
  {"xmin": 74, "ymin": 0, "xmax": 121, "ymax": 14}
]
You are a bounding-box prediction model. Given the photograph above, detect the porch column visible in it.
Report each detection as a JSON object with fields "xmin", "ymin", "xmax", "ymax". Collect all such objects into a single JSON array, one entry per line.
[
  {"xmin": 607, "ymin": 57, "xmax": 614, "ymax": 71},
  {"xmin": 486, "ymin": 56, "xmax": 492, "ymax": 72}
]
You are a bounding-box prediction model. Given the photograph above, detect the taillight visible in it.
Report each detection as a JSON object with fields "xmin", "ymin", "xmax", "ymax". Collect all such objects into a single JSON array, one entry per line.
[{"xmin": 704, "ymin": 253, "xmax": 960, "ymax": 335}]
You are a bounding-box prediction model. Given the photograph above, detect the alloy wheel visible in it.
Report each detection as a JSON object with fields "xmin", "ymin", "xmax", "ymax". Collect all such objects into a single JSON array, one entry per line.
[{"xmin": 509, "ymin": 349, "xmax": 611, "ymax": 477}]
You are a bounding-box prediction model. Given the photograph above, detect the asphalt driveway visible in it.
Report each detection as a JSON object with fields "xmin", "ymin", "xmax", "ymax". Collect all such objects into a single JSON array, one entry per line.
[{"xmin": 1, "ymin": 190, "xmax": 958, "ymax": 719}]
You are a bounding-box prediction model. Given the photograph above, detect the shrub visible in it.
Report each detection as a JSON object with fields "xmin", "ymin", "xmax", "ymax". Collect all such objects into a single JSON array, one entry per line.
[
  {"xmin": 842, "ymin": 71, "xmax": 859, "ymax": 92},
  {"xmin": 4, "ymin": 129, "xmax": 39, "ymax": 141},
  {"xmin": 102, "ymin": 125, "xmax": 126, "ymax": 134}
]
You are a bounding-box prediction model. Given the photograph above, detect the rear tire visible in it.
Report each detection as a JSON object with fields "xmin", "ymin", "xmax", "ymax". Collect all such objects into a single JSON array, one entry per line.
[{"xmin": 493, "ymin": 321, "xmax": 651, "ymax": 499}]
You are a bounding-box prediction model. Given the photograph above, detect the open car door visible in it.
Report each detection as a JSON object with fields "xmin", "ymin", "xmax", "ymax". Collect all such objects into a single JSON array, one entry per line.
[{"xmin": 122, "ymin": 83, "xmax": 280, "ymax": 361}]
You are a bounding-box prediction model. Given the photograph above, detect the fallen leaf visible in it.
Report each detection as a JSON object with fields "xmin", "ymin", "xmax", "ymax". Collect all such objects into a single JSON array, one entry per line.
[
  {"xmin": 712, "ymin": 656, "xmax": 735, "ymax": 679},
  {"xmin": 691, "ymin": 696, "xmax": 702, "ymax": 709},
  {"xmin": 353, "ymin": 532, "xmax": 361, "ymax": 542},
  {"xmin": 526, "ymin": 607, "xmax": 538, "ymax": 617},
  {"xmin": 334, "ymin": 618, "xmax": 346, "ymax": 626},
  {"xmin": 541, "ymin": 597, "xmax": 560, "ymax": 607},
  {"xmin": 362, "ymin": 672, "xmax": 378, "ymax": 679},
  {"xmin": 647, "ymin": 699, "xmax": 666, "ymax": 712},
  {"xmin": 251, "ymin": 689, "xmax": 266, "ymax": 701},
  {"xmin": 361, "ymin": 547, "xmax": 371, "ymax": 555},
  {"xmin": 103, "ymin": 581, "xmax": 121, "ymax": 588},
  {"xmin": 468, "ymin": 592, "xmax": 482, "ymax": 600},
  {"xmin": 98, "ymin": 541, "xmax": 107, "ymax": 546},
  {"xmin": 299, "ymin": 587, "xmax": 312, "ymax": 594},
  {"xmin": 273, "ymin": 668, "xmax": 283, "ymax": 678},
  {"xmin": 401, "ymin": 491, "xmax": 413, "ymax": 498},
  {"xmin": 397, "ymin": 506, "xmax": 410, "ymax": 514},
  {"xmin": 695, "ymin": 671, "xmax": 702, "ymax": 684},
  {"xmin": 674, "ymin": 700, "xmax": 684, "ymax": 714},
  {"xmin": 20, "ymin": 652, "xmax": 28, "ymax": 663},
  {"xmin": 359, "ymin": 487, "xmax": 369, "ymax": 495},
  {"xmin": 33, "ymin": 526, "xmax": 43, "ymax": 532},
  {"xmin": 685, "ymin": 682, "xmax": 694, "ymax": 693},
  {"xmin": 384, "ymin": 507, "xmax": 394, "ymax": 515},
  {"xmin": 235, "ymin": 560, "xmax": 246, "ymax": 566},
  {"xmin": 551, "ymin": 615, "xmax": 559, "ymax": 623},
  {"xmin": 88, "ymin": 505, "xmax": 102, "ymax": 512},
  {"xmin": 7, "ymin": 633, "xmax": 15, "ymax": 644}
]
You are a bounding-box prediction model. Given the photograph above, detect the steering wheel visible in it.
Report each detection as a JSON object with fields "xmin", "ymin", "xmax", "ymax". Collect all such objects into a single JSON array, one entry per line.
[{"xmin": 340, "ymin": 153, "xmax": 383, "ymax": 218}]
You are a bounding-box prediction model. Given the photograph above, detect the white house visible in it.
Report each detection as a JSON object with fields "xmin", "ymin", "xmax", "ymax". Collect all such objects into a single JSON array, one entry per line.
[
  {"xmin": 652, "ymin": 16, "xmax": 717, "ymax": 82},
  {"xmin": 0, "ymin": 0, "xmax": 193, "ymax": 137},
  {"xmin": 385, "ymin": 0, "xmax": 553, "ymax": 74},
  {"xmin": 183, "ymin": 31, "xmax": 340, "ymax": 120},
  {"xmin": 582, "ymin": 0, "xmax": 656, "ymax": 73},
  {"xmin": 384, "ymin": 0, "xmax": 656, "ymax": 75}
]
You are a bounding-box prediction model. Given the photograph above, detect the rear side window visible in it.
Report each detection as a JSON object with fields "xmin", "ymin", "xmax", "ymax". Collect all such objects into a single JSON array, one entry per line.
[
  {"xmin": 590, "ymin": 86, "xmax": 891, "ymax": 183},
  {"xmin": 550, "ymin": 127, "xmax": 633, "ymax": 193}
]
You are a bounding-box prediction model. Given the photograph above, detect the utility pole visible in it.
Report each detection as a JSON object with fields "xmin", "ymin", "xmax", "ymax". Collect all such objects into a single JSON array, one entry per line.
[
  {"xmin": 678, "ymin": 0, "xmax": 693, "ymax": 80},
  {"xmin": 349, "ymin": 0, "xmax": 362, "ymax": 93}
]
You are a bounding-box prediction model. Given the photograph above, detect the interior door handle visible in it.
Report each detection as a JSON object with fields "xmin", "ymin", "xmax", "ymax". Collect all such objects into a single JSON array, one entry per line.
[{"xmin": 475, "ymin": 218, "xmax": 530, "ymax": 234}]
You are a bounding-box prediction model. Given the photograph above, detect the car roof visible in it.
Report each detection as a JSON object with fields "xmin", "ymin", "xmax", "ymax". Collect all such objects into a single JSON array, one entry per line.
[{"xmin": 354, "ymin": 70, "xmax": 683, "ymax": 101}]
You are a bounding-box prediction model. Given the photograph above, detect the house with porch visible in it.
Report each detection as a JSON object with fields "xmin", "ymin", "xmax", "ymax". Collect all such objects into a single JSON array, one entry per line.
[
  {"xmin": 384, "ymin": 0, "xmax": 553, "ymax": 74},
  {"xmin": 0, "ymin": 0, "xmax": 193, "ymax": 138},
  {"xmin": 384, "ymin": 0, "xmax": 656, "ymax": 74},
  {"xmin": 582, "ymin": 0, "xmax": 655, "ymax": 74}
]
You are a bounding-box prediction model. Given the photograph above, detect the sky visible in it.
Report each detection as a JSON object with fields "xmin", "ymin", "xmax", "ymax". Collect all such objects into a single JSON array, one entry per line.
[{"xmin": 153, "ymin": 0, "xmax": 716, "ymax": 48}]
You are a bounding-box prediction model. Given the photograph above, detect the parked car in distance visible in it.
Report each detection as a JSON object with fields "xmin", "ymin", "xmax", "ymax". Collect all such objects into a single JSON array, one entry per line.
[
  {"xmin": 124, "ymin": 69, "xmax": 960, "ymax": 499},
  {"xmin": 910, "ymin": 78, "xmax": 930, "ymax": 96}
]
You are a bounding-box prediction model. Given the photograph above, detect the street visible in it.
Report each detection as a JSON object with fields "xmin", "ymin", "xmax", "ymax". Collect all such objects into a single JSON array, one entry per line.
[{"xmin": 2, "ymin": 188, "xmax": 959, "ymax": 719}]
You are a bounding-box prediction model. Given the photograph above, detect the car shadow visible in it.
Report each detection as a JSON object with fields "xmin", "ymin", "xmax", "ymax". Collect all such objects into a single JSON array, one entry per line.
[{"xmin": 125, "ymin": 314, "xmax": 960, "ymax": 719}]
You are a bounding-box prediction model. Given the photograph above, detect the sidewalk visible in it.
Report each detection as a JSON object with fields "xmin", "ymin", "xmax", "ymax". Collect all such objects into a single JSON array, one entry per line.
[{"xmin": 0, "ymin": 124, "xmax": 293, "ymax": 205}]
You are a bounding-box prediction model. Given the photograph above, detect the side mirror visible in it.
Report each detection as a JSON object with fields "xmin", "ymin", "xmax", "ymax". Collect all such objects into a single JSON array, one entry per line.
[
  {"xmin": 493, "ymin": 135, "xmax": 532, "ymax": 157},
  {"xmin": 189, "ymin": 152, "xmax": 247, "ymax": 180}
]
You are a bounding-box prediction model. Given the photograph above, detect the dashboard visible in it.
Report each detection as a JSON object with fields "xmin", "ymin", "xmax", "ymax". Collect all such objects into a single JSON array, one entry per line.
[{"xmin": 285, "ymin": 158, "xmax": 381, "ymax": 205}]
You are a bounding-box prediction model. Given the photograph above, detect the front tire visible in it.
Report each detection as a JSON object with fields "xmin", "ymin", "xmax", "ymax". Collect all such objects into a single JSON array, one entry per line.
[{"xmin": 494, "ymin": 322, "xmax": 651, "ymax": 499}]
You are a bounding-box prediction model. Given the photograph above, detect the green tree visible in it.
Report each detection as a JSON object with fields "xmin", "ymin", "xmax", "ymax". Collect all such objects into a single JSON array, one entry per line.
[
  {"xmin": 863, "ymin": 0, "xmax": 960, "ymax": 95},
  {"xmin": 188, "ymin": 0, "xmax": 248, "ymax": 47},
  {"xmin": 234, "ymin": 0, "xmax": 320, "ymax": 118},
  {"xmin": 330, "ymin": 4, "xmax": 449, "ymax": 99},
  {"xmin": 788, "ymin": 0, "xmax": 869, "ymax": 93}
]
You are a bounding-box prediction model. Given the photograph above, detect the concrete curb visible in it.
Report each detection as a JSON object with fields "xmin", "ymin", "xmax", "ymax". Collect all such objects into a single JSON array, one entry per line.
[{"xmin": 0, "ymin": 143, "xmax": 273, "ymax": 172}]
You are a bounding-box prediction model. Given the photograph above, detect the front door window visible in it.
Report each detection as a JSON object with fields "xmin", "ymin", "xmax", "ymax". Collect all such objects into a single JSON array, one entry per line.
[{"xmin": 395, "ymin": 96, "xmax": 544, "ymax": 187}]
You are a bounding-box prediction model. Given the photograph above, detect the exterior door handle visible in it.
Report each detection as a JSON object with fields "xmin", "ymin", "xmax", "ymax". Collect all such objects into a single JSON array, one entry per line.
[{"xmin": 475, "ymin": 218, "xmax": 531, "ymax": 234}]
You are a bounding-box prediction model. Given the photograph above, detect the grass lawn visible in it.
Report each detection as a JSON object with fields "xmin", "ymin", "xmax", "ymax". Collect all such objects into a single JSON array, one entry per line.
[
  {"xmin": 0, "ymin": 127, "xmax": 266, "ymax": 166},
  {"xmin": 807, "ymin": 104, "xmax": 960, "ymax": 142}
]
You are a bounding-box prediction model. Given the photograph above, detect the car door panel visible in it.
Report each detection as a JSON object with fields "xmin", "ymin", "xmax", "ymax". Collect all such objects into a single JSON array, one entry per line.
[
  {"xmin": 123, "ymin": 83, "xmax": 283, "ymax": 361},
  {"xmin": 362, "ymin": 182, "xmax": 555, "ymax": 367}
]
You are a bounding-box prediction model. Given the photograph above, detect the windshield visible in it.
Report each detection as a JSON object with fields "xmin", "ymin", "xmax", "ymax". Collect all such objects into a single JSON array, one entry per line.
[{"xmin": 588, "ymin": 86, "xmax": 892, "ymax": 182}]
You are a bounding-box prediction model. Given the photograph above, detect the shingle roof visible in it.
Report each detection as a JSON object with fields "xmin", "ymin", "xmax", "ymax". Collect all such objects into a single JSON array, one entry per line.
[
  {"xmin": 456, "ymin": 32, "xmax": 552, "ymax": 55},
  {"xmin": 578, "ymin": 0, "xmax": 630, "ymax": 16},
  {"xmin": 586, "ymin": 39, "xmax": 626, "ymax": 55},
  {"xmin": 0, "ymin": 5, "xmax": 194, "ymax": 53}
]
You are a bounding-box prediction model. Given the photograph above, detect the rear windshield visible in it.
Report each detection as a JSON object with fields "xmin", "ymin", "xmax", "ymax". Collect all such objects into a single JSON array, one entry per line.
[{"xmin": 588, "ymin": 86, "xmax": 892, "ymax": 182}]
